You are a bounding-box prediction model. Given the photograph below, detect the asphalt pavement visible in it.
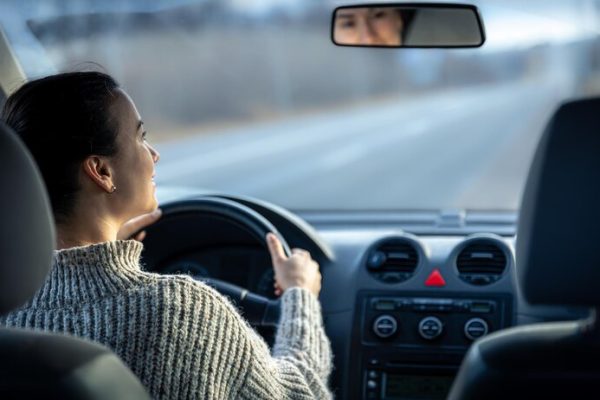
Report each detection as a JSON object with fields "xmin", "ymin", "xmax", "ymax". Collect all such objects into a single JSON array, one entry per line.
[{"xmin": 155, "ymin": 79, "xmax": 564, "ymax": 211}]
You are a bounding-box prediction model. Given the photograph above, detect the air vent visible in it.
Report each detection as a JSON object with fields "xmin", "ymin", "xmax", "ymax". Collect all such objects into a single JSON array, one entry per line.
[
  {"xmin": 366, "ymin": 238, "xmax": 419, "ymax": 284},
  {"xmin": 456, "ymin": 240, "xmax": 507, "ymax": 285}
]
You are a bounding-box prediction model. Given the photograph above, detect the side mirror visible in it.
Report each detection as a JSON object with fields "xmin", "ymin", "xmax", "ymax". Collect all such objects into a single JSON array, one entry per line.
[{"xmin": 332, "ymin": 3, "xmax": 485, "ymax": 48}]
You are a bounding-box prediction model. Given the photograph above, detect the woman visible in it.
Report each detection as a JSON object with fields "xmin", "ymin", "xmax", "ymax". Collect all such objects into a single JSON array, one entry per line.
[{"xmin": 0, "ymin": 72, "xmax": 332, "ymax": 399}]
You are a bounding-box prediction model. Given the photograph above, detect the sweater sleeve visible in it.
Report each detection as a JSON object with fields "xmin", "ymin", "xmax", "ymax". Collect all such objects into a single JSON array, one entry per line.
[
  {"xmin": 237, "ymin": 287, "xmax": 333, "ymax": 400},
  {"xmin": 163, "ymin": 278, "xmax": 333, "ymax": 399}
]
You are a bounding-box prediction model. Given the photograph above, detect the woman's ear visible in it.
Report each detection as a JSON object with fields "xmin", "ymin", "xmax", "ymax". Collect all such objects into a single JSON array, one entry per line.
[{"xmin": 82, "ymin": 156, "xmax": 115, "ymax": 193}]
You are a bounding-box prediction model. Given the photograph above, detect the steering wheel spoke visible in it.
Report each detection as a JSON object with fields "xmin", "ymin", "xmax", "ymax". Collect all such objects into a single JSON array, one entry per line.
[{"xmin": 202, "ymin": 278, "xmax": 281, "ymax": 327}]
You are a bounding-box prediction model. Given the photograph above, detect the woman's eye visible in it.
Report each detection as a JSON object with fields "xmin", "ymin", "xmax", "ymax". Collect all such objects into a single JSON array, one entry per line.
[
  {"xmin": 142, "ymin": 131, "xmax": 148, "ymax": 141},
  {"xmin": 339, "ymin": 20, "xmax": 355, "ymax": 29}
]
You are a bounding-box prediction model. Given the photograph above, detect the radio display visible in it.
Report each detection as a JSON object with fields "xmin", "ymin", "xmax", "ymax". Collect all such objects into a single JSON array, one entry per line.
[{"xmin": 383, "ymin": 373, "xmax": 454, "ymax": 400}]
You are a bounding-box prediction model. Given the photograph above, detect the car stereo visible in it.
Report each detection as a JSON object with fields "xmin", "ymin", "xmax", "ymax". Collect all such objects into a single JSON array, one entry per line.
[{"xmin": 349, "ymin": 291, "xmax": 513, "ymax": 400}]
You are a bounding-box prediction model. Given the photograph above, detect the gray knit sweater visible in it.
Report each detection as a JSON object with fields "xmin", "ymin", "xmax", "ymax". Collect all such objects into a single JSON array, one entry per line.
[{"xmin": 0, "ymin": 240, "xmax": 333, "ymax": 399}]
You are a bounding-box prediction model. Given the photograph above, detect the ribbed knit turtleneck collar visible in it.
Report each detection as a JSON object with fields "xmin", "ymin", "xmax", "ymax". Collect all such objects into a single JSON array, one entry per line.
[{"xmin": 29, "ymin": 240, "xmax": 149, "ymax": 308}]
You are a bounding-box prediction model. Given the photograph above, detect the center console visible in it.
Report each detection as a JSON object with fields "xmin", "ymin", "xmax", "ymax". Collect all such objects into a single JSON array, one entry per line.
[{"xmin": 349, "ymin": 291, "xmax": 513, "ymax": 400}]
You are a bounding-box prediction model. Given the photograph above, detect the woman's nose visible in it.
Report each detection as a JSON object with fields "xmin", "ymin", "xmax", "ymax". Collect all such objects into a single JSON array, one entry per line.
[
  {"xmin": 150, "ymin": 145, "xmax": 160, "ymax": 163},
  {"xmin": 359, "ymin": 25, "xmax": 376, "ymax": 45}
]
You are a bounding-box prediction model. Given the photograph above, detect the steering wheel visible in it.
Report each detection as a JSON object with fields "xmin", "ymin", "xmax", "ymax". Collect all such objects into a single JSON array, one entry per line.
[{"xmin": 141, "ymin": 196, "xmax": 292, "ymax": 327}]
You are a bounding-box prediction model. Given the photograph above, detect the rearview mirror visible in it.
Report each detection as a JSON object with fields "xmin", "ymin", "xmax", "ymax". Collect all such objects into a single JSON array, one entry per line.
[{"xmin": 332, "ymin": 3, "xmax": 485, "ymax": 48}]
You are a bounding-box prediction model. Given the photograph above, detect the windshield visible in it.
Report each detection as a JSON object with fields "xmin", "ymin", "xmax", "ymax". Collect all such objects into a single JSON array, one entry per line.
[{"xmin": 2, "ymin": 0, "xmax": 600, "ymax": 211}]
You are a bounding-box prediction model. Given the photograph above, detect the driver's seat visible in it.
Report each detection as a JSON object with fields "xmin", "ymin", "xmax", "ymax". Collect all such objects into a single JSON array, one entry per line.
[
  {"xmin": 0, "ymin": 121, "xmax": 149, "ymax": 399},
  {"xmin": 448, "ymin": 97, "xmax": 600, "ymax": 399}
]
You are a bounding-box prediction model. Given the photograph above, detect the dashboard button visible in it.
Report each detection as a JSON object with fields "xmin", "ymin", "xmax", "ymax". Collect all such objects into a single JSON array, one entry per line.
[
  {"xmin": 372, "ymin": 315, "xmax": 398, "ymax": 338},
  {"xmin": 418, "ymin": 316, "xmax": 443, "ymax": 340},
  {"xmin": 464, "ymin": 318, "xmax": 489, "ymax": 340},
  {"xmin": 424, "ymin": 268, "xmax": 446, "ymax": 287}
]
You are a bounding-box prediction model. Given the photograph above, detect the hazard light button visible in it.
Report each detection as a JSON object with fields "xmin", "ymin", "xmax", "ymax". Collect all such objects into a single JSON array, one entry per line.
[{"xmin": 425, "ymin": 269, "xmax": 446, "ymax": 287}]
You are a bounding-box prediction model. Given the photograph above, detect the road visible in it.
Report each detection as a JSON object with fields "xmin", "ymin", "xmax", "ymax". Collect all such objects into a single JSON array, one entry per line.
[{"xmin": 155, "ymin": 80, "xmax": 564, "ymax": 211}]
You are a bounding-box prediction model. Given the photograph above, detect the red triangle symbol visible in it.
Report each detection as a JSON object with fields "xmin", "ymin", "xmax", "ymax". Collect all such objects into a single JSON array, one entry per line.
[{"xmin": 425, "ymin": 269, "xmax": 446, "ymax": 287}]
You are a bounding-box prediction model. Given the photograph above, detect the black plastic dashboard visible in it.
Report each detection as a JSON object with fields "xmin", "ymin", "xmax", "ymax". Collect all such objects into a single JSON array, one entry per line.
[{"xmin": 312, "ymin": 227, "xmax": 517, "ymax": 400}]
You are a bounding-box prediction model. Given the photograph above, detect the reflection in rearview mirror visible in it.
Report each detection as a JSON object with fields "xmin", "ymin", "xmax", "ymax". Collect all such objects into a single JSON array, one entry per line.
[{"xmin": 332, "ymin": 4, "xmax": 485, "ymax": 48}]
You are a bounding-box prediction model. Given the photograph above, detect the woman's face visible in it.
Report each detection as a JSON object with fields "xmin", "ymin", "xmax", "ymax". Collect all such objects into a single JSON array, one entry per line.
[
  {"xmin": 109, "ymin": 89, "xmax": 160, "ymax": 221},
  {"xmin": 334, "ymin": 7, "xmax": 404, "ymax": 46}
]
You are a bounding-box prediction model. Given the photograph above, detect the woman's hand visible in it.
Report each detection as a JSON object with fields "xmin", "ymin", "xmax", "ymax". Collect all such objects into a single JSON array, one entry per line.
[
  {"xmin": 266, "ymin": 233, "xmax": 322, "ymax": 297},
  {"xmin": 117, "ymin": 208, "xmax": 162, "ymax": 241}
]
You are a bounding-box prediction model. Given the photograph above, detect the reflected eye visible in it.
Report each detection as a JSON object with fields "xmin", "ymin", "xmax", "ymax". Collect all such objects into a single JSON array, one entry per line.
[{"xmin": 338, "ymin": 20, "xmax": 355, "ymax": 29}]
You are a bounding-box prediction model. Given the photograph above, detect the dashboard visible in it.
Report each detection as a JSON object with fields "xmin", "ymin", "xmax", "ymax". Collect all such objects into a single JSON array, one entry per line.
[
  {"xmin": 143, "ymin": 193, "xmax": 589, "ymax": 400},
  {"xmin": 318, "ymin": 230, "xmax": 514, "ymax": 400}
]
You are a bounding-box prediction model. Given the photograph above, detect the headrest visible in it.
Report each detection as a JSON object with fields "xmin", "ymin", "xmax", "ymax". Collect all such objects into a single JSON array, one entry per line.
[
  {"xmin": 517, "ymin": 97, "xmax": 600, "ymax": 306},
  {"xmin": 0, "ymin": 121, "xmax": 55, "ymax": 315}
]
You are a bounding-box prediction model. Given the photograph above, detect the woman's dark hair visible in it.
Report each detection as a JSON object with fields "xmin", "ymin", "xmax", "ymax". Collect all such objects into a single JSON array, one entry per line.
[{"xmin": 2, "ymin": 71, "xmax": 120, "ymax": 223}]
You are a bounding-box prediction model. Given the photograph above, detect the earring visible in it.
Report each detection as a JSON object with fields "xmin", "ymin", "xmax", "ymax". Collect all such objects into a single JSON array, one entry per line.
[{"xmin": 110, "ymin": 185, "xmax": 117, "ymax": 193}]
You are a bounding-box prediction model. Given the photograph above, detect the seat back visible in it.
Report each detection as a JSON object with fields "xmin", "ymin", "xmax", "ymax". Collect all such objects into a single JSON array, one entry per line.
[
  {"xmin": 0, "ymin": 121, "xmax": 149, "ymax": 399},
  {"xmin": 448, "ymin": 97, "xmax": 600, "ymax": 400}
]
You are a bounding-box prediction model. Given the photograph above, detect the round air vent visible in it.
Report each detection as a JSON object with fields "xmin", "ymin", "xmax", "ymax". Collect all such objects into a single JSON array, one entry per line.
[
  {"xmin": 456, "ymin": 240, "xmax": 507, "ymax": 285},
  {"xmin": 366, "ymin": 238, "xmax": 420, "ymax": 284}
]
